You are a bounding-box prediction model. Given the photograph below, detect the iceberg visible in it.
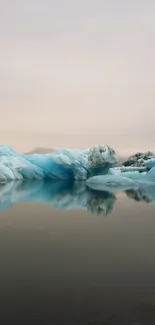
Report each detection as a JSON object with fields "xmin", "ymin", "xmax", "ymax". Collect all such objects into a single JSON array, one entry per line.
[
  {"xmin": 0, "ymin": 145, "xmax": 116, "ymax": 182},
  {"xmin": 144, "ymin": 159, "xmax": 155, "ymax": 169},
  {"xmin": 122, "ymin": 151, "xmax": 155, "ymax": 167},
  {"xmin": 86, "ymin": 174, "xmax": 136, "ymax": 192},
  {"xmin": 1, "ymin": 142, "xmax": 155, "ymax": 192},
  {"xmin": 86, "ymin": 162, "xmax": 155, "ymax": 193}
]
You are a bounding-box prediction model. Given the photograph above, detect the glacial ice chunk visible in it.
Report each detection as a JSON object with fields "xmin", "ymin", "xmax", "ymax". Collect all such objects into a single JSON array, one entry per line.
[
  {"xmin": 86, "ymin": 163, "xmax": 155, "ymax": 193},
  {"xmin": 0, "ymin": 144, "xmax": 117, "ymax": 182},
  {"xmin": 123, "ymin": 151, "xmax": 155, "ymax": 167},
  {"xmin": 144, "ymin": 158, "xmax": 155, "ymax": 169},
  {"xmin": 86, "ymin": 174, "xmax": 136, "ymax": 192}
]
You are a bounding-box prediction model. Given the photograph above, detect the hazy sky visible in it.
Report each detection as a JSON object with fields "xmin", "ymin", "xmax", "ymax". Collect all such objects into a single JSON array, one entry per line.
[{"xmin": 0, "ymin": 0, "xmax": 155, "ymax": 153}]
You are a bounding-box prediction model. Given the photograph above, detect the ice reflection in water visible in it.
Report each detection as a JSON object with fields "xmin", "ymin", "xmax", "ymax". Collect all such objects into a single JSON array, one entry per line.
[
  {"xmin": 0, "ymin": 180, "xmax": 116, "ymax": 215},
  {"xmin": 0, "ymin": 180, "xmax": 155, "ymax": 214}
]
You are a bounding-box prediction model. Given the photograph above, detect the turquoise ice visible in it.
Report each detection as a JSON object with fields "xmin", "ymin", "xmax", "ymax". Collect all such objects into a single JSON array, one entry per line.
[{"xmin": 0, "ymin": 145, "xmax": 116, "ymax": 182}]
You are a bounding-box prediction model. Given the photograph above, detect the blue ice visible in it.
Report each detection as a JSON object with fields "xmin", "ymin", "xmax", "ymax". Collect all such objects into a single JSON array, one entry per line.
[{"xmin": 0, "ymin": 145, "xmax": 116, "ymax": 182}]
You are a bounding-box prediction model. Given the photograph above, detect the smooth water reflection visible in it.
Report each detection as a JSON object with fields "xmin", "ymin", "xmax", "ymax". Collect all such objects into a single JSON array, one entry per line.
[
  {"xmin": 1, "ymin": 182, "xmax": 155, "ymax": 324},
  {"xmin": 0, "ymin": 180, "xmax": 155, "ymax": 213},
  {"xmin": 0, "ymin": 180, "xmax": 116, "ymax": 214}
]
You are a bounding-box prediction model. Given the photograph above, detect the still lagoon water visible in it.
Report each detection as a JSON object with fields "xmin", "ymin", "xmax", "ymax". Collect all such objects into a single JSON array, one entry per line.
[{"xmin": 0, "ymin": 181, "xmax": 155, "ymax": 324}]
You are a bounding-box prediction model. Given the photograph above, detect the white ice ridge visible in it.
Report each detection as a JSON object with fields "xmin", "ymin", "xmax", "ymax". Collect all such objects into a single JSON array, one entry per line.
[
  {"xmin": 86, "ymin": 166, "xmax": 155, "ymax": 193},
  {"xmin": 86, "ymin": 149, "xmax": 155, "ymax": 192},
  {"xmin": 0, "ymin": 145, "xmax": 116, "ymax": 182}
]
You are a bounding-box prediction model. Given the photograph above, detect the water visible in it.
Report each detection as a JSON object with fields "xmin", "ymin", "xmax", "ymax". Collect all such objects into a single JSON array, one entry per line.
[{"xmin": 0, "ymin": 181, "xmax": 155, "ymax": 324}]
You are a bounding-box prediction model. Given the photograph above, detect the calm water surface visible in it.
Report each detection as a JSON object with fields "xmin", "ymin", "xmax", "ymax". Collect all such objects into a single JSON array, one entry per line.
[{"xmin": 0, "ymin": 181, "xmax": 155, "ymax": 324}]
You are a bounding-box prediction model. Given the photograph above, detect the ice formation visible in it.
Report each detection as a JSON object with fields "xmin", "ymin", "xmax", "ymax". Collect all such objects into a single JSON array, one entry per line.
[
  {"xmin": 86, "ymin": 147, "xmax": 155, "ymax": 194},
  {"xmin": 0, "ymin": 145, "xmax": 116, "ymax": 182},
  {"xmin": 1, "ymin": 143, "xmax": 155, "ymax": 203},
  {"xmin": 122, "ymin": 151, "xmax": 155, "ymax": 167},
  {"xmin": 86, "ymin": 165, "xmax": 155, "ymax": 193}
]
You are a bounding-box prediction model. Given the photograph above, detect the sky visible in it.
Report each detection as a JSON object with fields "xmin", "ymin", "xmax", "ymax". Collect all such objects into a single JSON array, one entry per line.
[{"xmin": 0, "ymin": 0, "xmax": 155, "ymax": 153}]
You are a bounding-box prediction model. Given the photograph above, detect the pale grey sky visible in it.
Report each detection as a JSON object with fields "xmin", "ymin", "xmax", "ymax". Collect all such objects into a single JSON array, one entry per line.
[{"xmin": 0, "ymin": 0, "xmax": 155, "ymax": 153}]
